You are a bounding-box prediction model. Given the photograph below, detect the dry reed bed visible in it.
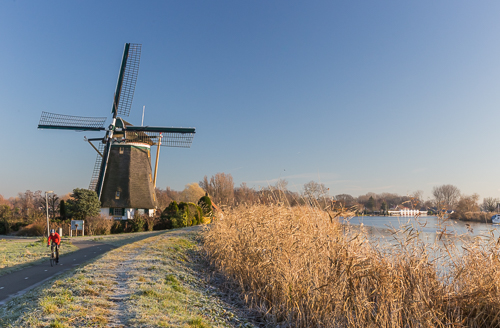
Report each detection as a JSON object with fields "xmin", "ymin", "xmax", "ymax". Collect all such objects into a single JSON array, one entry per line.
[{"xmin": 202, "ymin": 205, "xmax": 500, "ymax": 327}]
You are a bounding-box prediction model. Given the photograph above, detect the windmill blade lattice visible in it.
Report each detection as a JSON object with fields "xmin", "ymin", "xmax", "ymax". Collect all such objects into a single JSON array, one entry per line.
[
  {"xmin": 114, "ymin": 43, "xmax": 141, "ymax": 117},
  {"xmin": 89, "ymin": 141, "xmax": 106, "ymax": 191},
  {"xmin": 124, "ymin": 131, "xmax": 195, "ymax": 148},
  {"xmin": 38, "ymin": 111, "xmax": 107, "ymax": 131},
  {"xmin": 123, "ymin": 126, "xmax": 195, "ymax": 147}
]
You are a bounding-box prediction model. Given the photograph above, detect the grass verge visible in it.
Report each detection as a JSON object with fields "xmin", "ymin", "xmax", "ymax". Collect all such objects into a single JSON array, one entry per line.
[
  {"xmin": 0, "ymin": 238, "xmax": 78, "ymax": 276},
  {"xmin": 88, "ymin": 229, "xmax": 168, "ymax": 247},
  {"xmin": 0, "ymin": 226, "xmax": 258, "ymax": 327}
]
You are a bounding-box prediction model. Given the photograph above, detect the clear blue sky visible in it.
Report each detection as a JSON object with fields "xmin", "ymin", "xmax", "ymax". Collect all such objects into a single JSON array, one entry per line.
[{"xmin": 1, "ymin": 1, "xmax": 500, "ymax": 202}]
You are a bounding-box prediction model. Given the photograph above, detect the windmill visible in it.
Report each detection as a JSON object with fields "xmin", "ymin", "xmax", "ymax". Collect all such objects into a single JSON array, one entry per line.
[{"xmin": 38, "ymin": 43, "xmax": 195, "ymax": 219}]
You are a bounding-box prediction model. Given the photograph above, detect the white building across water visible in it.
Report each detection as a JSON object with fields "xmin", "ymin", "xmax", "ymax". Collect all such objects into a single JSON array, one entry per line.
[{"xmin": 388, "ymin": 208, "xmax": 428, "ymax": 216}]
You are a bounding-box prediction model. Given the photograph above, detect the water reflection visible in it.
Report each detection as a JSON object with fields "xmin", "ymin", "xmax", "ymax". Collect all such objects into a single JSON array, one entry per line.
[
  {"xmin": 342, "ymin": 215, "xmax": 500, "ymax": 241},
  {"xmin": 341, "ymin": 215, "xmax": 500, "ymax": 273},
  {"xmin": 342, "ymin": 216, "xmax": 500, "ymax": 279}
]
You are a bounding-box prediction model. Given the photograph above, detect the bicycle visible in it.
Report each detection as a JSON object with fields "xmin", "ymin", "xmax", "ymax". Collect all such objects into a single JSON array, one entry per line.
[{"xmin": 49, "ymin": 244, "xmax": 59, "ymax": 267}]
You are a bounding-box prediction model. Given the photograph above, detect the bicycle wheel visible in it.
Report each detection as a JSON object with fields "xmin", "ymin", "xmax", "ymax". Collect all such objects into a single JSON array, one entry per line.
[{"xmin": 50, "ymin": 252, "xmax": 55, "ymax": 267}]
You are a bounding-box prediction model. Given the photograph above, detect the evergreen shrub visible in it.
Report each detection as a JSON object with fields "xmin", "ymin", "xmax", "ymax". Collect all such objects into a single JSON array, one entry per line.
[
  {"xmin": 198, "ymin": 195, "xmax": 212, "ymax": 215},
  {"xmin": 160, "ymin": 201, "xmax": 204, "ymax": 229},
  {"xmin": 0, "ymin": 219, "xmax": 8, "ymax": 235},
  {"xmin": 131, "ymin": 213, "xmax": 145, "ymax": 232},
  {"xmin": 111, "ymin": 220, "xmax": 125, "ymax": 234}
]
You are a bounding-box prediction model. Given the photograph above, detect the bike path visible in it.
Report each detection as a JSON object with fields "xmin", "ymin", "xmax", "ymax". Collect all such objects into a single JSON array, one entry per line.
[{"xmin": 0, "ymin": 240, "xmax": 115, "ymax": 305}]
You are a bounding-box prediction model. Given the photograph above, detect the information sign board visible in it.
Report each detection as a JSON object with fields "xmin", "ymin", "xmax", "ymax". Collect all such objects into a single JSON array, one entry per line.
[
  {"xmin": 70, "ymin": 220, "xmax": 85, "ymax": 237},
  {"xmin": 71, "ymin": 220, "xmax": 84, "ymax": 231}
]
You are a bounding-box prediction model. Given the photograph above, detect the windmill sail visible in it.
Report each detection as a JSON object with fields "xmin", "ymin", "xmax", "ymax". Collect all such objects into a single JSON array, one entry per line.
[
  {"xmin": 95, "ymin": 140, "xmax": 112, "ymax": 198},
  {"xmin": 89, "ymin": 141, "xmax": 105, "ymax": 191},
  {"xmin": 97, "ymin": 43, "xmax": 142, "ymax": 199},
  {"xmin": 124, "ymin": 126, "xmax": 195, "ymax": 148},
  {"xmin": 112, "ymin": 43, "xmax": 141, "ymax": 118},
  {"xmin": 38, "ymin": 112, "xmax": 106, "ymax": 131},
  {"xmin": 38, "ymin": 42, "xmax": 196, "ymax": 218}
]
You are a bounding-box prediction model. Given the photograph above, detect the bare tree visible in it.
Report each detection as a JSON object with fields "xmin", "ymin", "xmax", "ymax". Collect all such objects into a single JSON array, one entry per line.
[
  {"xmin": 179, "ymin": 183, "xmax": 205, "ymax": 203},
  {"xmin": 0, "ymin": 195, "xmax": 10, "ymax": 206},
  {"xmin": 422, "ymin": 198, "xmax": 434, "ymax": 210},
  {"xmin": 199, "ymin": 173, "xmax": 235, "ymax": 206},
  {"xmin": 155, "ymin": 187, "xmax": 181, "ymax": 211},
  {"xmin": 377, "ymin": 192, "xmax": 409, "ymax": 209},
  {"xmin": 142, "ymin": 214, "xmax": 158, "ymax": 232},
  {"xmin": 411, "ymin": 190, "xmax": 424, "ymax": 208},
  {"xmin": 48, "ymin": 194, "xmax": 59, "ymax": 219},
  {"xmin": 166, "ymin": 187, "xmax": 180, "ymax": 203},
  {"xmin": 481, "ymin": 197, "xmax": 499, "ymax": 212},
  {"xmin": 456, "ymin": 194, "xmax": 480, "ymax": 213},
  {"xmin": 262, "ymin": 179, "xmax": 291, "ymax": 204},
  {"xmin": 274, "ymin": 179, "xmax": 288, "ymax": 191},
  {"xmin": 16, "ymin": 190, "xmax": 42, "ymax": 218},
  {"xmin": 155, "ymin": 188, "xmax": 172, "ymax": 211},
  {"xmin": 303, "ymin": 181, "xmax": 328, "ymax": 199},
  {"xmin": 355, "ymin": 203, "xmax": 365, "ymax": 214},
  {"xmin": 36, "ymin": 193, "xmax": 59, "ymax": 220},
  {"xmin": 432, "ymin": 184, "xmax": 461, "ymax": 210},
  {"xmin": 303, "ymin": 181, "xmax": 330, "ymax": 208},
  {"xmin": 335, "ymin": 194, "xmax": 355, "ymax": 207},
  {"xmin": 235, "ymin": 182, "xmax": 257, "ymax": 205}
]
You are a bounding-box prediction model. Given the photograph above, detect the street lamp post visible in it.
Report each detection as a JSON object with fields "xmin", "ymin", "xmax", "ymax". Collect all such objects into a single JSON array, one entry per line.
[{"xmin": 45, "ymin": 191, "xmax": 53, "ymax": 237}]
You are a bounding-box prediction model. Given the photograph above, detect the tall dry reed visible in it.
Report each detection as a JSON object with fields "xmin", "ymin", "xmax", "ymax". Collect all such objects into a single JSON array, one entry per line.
[{"xmin": 202, "ymin": 204, "xmax": 500, "ymax": 327}]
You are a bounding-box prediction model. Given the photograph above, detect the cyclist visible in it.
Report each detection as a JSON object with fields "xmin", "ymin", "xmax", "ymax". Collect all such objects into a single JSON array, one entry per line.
[{"xmin": 47, "ymin": 229, "xmax": 61, "ymax": 264}]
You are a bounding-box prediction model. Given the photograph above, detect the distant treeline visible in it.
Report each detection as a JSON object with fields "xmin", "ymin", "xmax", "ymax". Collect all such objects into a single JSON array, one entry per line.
[
  {"xmin": 158, "ymin": 174, "xmax": 499, "ymax": 216},
  {"xmin": 1, "ymin": 175, "xmax": 497, "ymax": 235}
]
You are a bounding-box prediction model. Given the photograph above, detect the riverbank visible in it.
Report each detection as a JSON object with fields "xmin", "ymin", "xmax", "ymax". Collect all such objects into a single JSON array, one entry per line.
[
  {"xmin": 203, "ymin": 204, "xmax": 500, "ymax": 327},
  {"xmin": 450, "ymin": 211, "xmax": 493, "ymax": 223}
]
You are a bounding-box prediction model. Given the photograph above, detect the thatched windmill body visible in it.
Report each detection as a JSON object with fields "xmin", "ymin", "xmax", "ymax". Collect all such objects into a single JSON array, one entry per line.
[{"xmin": 38, "ymin": 43, "xmax": 195, "ymax": 219}]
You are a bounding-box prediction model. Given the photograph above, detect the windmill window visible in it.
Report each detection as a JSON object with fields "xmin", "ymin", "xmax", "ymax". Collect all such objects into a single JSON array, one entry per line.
[
  {"xmin": 115, "ymin": 191, "xmax": 120, "ymax": 199},
  {"xmin": 119, "ymin": 147, "xmax": 124, "ymax": 154}
]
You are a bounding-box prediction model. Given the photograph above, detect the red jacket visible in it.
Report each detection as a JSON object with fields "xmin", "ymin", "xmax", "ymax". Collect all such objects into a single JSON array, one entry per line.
[{"xmin": 48, "ymin": 233, "xmax": 61, "ymax": 246}]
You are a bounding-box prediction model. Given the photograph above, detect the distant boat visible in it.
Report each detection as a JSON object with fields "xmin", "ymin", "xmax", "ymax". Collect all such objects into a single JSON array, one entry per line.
[{"xmin": 491, "ymin": 214, "xmax": 500, "ymax": 224}]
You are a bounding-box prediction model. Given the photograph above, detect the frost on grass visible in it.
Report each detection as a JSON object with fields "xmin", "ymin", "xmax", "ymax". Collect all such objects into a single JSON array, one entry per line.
[
  {"xmin": 0, "ymin": 238, "xmax": 78, "ymax": 276},
  {"xmin": 0, "ymin": 227, "xmax": 258, "ymax": 328},
  {"xmin": 91, "ymin": 230, "xmax": 167, "ymax": 247}
]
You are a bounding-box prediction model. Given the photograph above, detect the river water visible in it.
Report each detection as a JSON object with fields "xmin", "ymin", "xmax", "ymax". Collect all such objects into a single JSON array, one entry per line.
[
  {"xmin": 342, "ymin": 215, "xmax": 500, "ymax": 250},
  {"xmin": 340, "ymin": 215, "xmax": 500, "ymax": 274}
]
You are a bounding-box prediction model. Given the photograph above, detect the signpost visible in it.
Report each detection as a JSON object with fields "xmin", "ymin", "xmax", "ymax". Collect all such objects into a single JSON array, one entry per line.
[
  {"xmin": 45, "ymin": 191, "xmax": 53, "ymax": 237},
  {"xmin": 70, "ymin": 220, "xmax": 84, "ymax": 237}
]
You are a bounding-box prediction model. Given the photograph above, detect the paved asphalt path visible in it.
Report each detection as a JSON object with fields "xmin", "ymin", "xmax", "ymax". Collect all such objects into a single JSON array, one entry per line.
[{"xmin": 0, "ymin": 240, "xmax": 116, "ymax": 305}]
